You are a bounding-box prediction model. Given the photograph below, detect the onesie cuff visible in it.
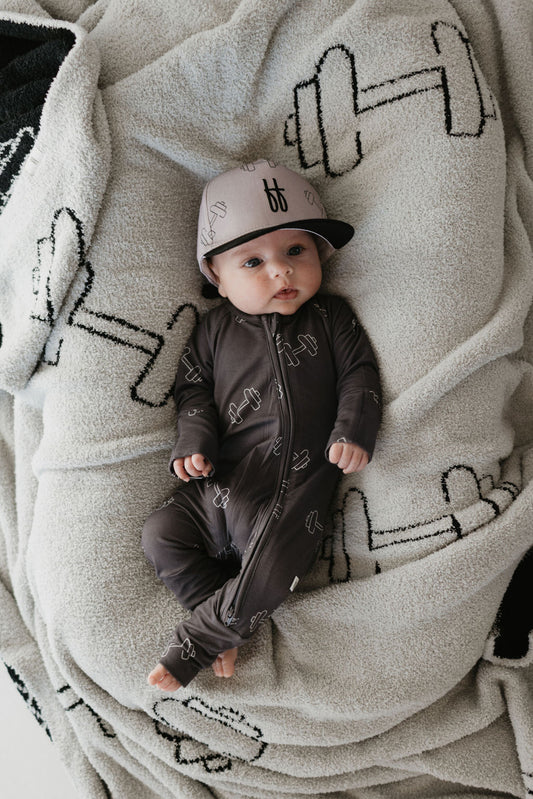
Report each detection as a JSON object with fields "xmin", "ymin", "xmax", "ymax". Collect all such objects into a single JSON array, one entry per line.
[
  {"xmin": 159, "ymin": 631, "xmax": 221, "ymax": 687},
  {"xmin": 168, "ymin": 436, "xmax": 218, "ymax": 477},
  {"xmin": 159, "ymin": 642, "xmax": 204, "ymax": 688},
  {"xmin": 326, "ymin": 389, "xmax": 381, "ymax": 462}
]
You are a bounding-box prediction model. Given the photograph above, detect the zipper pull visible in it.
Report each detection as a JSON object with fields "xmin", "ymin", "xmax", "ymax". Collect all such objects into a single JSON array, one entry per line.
[{"xmin": 225, "ymin": 606, "xmax": 239, "ymax": 627}]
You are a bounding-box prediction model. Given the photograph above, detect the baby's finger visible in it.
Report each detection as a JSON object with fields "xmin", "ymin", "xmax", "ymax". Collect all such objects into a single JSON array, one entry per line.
[
  {"xmin": 173, "ymin": 459, "xmax": 191, "ymax": 481},
  {"xmin": 336, "ymin": 445, "xmax": 353, "ymax": 472},
  {"xmin": 344, "ymin": 449, "xmax": 368, "ymax": 474},
  {"xmin": 191, "ymin": 453, "xmax": 212, "ymax": 476},
  {"xmin": 184, "ymin": 456, "xmax": 205, "ymax": 478},
  {"xmin": 328, "ymin": 442, "xmax": 343, "ymax": 465}
]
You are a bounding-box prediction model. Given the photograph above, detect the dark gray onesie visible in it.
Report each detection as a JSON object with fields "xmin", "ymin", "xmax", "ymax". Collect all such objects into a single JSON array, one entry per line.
[{"xmin": 142, "ymin": 293, "xmax": 381, "ymax": 686}]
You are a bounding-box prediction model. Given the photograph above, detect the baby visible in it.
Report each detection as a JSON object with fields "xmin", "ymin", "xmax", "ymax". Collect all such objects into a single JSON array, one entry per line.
[{"xmin": 142, "ymin": 159, "xmax": 381, "ymax": 691}]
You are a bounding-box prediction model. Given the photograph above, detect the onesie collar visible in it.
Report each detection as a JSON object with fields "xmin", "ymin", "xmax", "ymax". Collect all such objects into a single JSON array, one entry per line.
[{"xmin": 227, "ymin": 298, "xmax": 315, "ymax": 329}]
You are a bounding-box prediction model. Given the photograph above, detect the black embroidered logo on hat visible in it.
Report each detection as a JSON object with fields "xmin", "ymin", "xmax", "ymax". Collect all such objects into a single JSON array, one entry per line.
[{"xmin": 262, "ymin": 178, "xmax": 288, "ymax": 212}]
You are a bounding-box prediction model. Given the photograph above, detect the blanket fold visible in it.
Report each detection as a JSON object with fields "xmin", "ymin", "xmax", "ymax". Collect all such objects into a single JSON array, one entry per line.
[
  {"xmin": 0, "ymin": 1, "xmax": 532, "ymax": 797},
  {"xmin": 0, "ymin": 9, "xmax": 110, "ymax": 391}
]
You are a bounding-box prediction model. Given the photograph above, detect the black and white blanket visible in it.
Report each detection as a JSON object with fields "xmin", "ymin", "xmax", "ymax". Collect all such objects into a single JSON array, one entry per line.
[{"xmin": 1, "ymin": 1, "xmax": 532, "ymax": 797}]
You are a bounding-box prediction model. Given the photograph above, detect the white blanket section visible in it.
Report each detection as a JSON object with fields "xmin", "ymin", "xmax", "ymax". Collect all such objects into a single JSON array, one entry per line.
[{"xmin": 0, "ymin": 1, "xmax": 532, "ymax": 798}]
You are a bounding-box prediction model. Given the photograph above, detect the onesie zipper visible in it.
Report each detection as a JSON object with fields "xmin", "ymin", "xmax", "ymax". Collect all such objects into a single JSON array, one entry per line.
[{"xmin": 224, "ymin": 314, "xmax": 295, "ymax": 626}]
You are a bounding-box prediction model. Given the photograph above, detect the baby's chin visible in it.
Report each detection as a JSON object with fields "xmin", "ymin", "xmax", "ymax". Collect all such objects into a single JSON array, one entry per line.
[
  {"xmin": 271, "ymin": 303, "xmax": 303, "ymax": 315},
  {"xmin": 231, "ymin": 291, "xmax": 311, "ymax": 316},
  {"xmin": 266, "ymin": 290, "xmax": 310, "ymax": 315}
]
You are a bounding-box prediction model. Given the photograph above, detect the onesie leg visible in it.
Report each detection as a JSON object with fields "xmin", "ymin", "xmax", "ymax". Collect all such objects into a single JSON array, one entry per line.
[{"xmin": 142, "ymin": 495, "xmax": 239, "ymax": 611}]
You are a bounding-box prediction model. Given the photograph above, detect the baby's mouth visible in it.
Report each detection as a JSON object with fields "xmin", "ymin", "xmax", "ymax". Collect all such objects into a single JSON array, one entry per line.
[{"xmin": 274, "ymin": 287, "xmax": 297, "ymax": 300}]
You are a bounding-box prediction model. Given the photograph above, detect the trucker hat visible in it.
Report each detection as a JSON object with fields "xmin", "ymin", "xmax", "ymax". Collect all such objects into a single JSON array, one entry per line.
[{"xmin": 197, "ymin": 159, "xmax": 354, "ymax": 284}]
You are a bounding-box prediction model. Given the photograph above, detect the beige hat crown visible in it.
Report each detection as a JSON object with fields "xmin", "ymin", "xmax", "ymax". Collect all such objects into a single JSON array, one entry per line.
[{"xmin": 197, "ymin": 159, "xmax": 354, "ymax": 284}]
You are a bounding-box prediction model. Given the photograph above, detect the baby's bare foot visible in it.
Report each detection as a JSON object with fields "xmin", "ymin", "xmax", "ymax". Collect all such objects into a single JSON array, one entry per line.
[
  {"xmin": 212, "ymin": 647, "xmax": 238, "ymax": 678},
  {"xmin": 147, "ymin": 663, "xmax": 181, "ymax": 692}
]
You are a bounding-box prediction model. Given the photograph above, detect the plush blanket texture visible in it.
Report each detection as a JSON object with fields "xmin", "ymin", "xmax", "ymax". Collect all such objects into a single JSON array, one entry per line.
[{"xmin": 1, "ymin": 1, "xmax": 532, "ymax": 797}]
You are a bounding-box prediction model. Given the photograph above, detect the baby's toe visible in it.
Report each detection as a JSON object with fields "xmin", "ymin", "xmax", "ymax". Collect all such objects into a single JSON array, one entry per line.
[
  {"xmin": 148, "ymin": 664, "xmax": 181, "ymax": 691},
  {"xmin": 148, "ymin": 663, "xmax": 166, "ymax": 685}
]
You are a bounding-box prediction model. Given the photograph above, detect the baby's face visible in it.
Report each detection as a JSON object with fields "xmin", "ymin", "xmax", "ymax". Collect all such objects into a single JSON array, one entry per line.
[{"xmin": 209, "ymin": 229, "xmax": 322, "ymax": 316}]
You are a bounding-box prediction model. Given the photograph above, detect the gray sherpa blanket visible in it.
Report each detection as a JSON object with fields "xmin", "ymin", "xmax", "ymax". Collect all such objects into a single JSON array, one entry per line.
[{"xmin": 1, "ymin": 1, "xmax": 532, "ymax": 797}]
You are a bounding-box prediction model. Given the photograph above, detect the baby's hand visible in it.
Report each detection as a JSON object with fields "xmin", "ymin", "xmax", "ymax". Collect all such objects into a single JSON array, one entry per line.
[
  {"xmin": 173, "ymin": 454, "xmax": 212, "ymax": 481},
  {"xmin": 329, "ymin": 441, "xmax": 369, "ymax": 474}
]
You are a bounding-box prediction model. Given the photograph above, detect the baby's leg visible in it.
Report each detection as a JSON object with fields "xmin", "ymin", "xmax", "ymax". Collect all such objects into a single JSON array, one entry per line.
[
  {"xmin": 142, "ymin": 495, "xmax": 240, "ymax": 687},
  {"xmin": 142, "ymin": 496, "xmax": 236, "ymax": 610}
]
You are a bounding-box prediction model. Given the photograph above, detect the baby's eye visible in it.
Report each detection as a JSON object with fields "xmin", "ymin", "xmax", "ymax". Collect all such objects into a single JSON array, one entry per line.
[
  {"xmin": 243, "ymin": 257, "xmax": 261, "ymax": 269},
  {"xmin": 287, "ymin": 245, "xmax": 304, "ymax": 256}
]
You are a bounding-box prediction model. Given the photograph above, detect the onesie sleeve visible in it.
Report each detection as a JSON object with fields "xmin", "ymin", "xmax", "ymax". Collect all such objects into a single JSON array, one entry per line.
[
  {"xmin": 325, "ymin": 296, "xmax": 382, "ymax": 460},
  {"xmin": 168, "ymin": 318, "xmax": 220, "ymax": 474}
]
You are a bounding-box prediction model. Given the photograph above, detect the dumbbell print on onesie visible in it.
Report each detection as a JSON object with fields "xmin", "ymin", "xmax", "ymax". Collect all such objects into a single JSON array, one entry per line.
[{"xmin": 228, "ymin": 387, "xmax": 262, "ymax": 425}]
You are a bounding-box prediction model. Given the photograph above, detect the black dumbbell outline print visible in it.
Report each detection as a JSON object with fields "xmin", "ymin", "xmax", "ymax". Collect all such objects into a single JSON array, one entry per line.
[
  {"xmin": 57, "ymin": 684, "xmax": 116, "ymax": 740},
  {"xmin": 318, "ymin": 463, "xmax": 520, "ymax": 583},
  {"xmin": 276, "ymin": 332, "xmax": 319, "ymax": 367},
  {"xmin": 228, "ymin": 386, "xmax": 262, "ymax": 424},
  {"xmin": 522, "ymin": 772, "xmax": 533, "ymax": 798},
  {"xmin": 284, "ymin": 21, "xmax": 497, "ymax": 177},
  {"xmin": 153, "ymin": 702, "xmax": 232, "ymax": 774},
  {"xmin": 5, "ymin": 664, "xmax": 52, "ymax": 741},
  {"xmin": 152, "ymin": 695, "xmax": 268, "ymax": 773},
  {"xmin": 0, "ymin": 126, "xmax": 36, "ymax": 210},
  {"xmin": 28, "ymin": 207, "xmax": 201, "ymax": 407},
  {"xmin": 347, "ymin": 464, "xmax": 519, "ymax": 554},
  {"xmin": 318, "ymin": 504, "xmax": 352, "ymax": 585}
]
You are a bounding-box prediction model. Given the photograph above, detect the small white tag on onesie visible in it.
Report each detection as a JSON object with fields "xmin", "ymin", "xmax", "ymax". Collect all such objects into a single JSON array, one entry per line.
[{"xmin": 289, "ymin": 576, "xmax": 299, "ymax": 592}]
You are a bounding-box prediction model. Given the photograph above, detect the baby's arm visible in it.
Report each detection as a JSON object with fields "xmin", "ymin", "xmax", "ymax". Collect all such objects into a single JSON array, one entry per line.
[
  {"xmin": 169, "ymin": 316, "xmax": 219, "ymax": 476},
  {"xmin": 172, "ymin": 454, "xmax": 212, "ymax": 481},
  {"xmin": 325, "ymin": 297, "xmax": 381, "ymax": 465},
  {"xmin": 329, "ymin": 441, "xmax": 369, "ymax": 474}
]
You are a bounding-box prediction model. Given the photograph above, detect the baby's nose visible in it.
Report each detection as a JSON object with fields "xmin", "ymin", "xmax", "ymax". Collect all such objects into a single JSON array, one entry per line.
[{"xmin": 269, "ymin": 258, "xmax": 293, "ymax": 277}]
